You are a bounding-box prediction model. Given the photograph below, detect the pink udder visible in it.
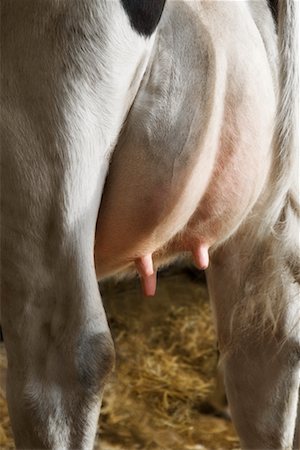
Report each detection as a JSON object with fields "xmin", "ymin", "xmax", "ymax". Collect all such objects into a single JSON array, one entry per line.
[
  {"xmin": 192, "ymin": 243, "xmax": 210, "ymax": 270},
  {"xmin": 135, "ymin": 254, "xmax": 157, "ymax": 296}
]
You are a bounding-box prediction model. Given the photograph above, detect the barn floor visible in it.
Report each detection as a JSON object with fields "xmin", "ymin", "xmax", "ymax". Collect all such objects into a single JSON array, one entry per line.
[{"xmin": 0, "ymin": 268, "xmax": 240, "ymax": 450}]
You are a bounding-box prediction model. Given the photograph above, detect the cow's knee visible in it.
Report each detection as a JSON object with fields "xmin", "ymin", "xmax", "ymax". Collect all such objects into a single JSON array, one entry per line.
[
  {"xmin": 6, "ymin": 327, "xmax": 115, "ymax": 449},
  {"xmin": 75, "ymin": 331, "xmax": 115, "ymax": 394}
]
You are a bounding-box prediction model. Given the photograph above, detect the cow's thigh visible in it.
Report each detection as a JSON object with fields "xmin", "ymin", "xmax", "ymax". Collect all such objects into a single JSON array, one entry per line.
[{"xmin": 206, "ymin": 207, "xmax": 300, "ymax": 449}]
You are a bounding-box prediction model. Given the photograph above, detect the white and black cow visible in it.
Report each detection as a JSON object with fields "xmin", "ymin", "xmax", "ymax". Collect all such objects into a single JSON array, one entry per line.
[{"xmin": 1, "ymin": 0, "xmax": 299, "ymax": 449}]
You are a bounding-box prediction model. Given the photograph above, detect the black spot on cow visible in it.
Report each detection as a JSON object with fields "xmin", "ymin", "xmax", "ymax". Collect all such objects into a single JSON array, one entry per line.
[
  {"xmin": 121, "ymin": 0, "xmax": 166, "ymax": 36},
  {"xmin": 267, "ymin": 0, "xmax": 278, "ymax": 25}
]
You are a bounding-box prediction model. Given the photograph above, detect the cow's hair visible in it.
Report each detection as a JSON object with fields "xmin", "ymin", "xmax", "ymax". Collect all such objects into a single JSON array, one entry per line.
[
  {"xmin": 252, "ymin": 0, "xmax": 299, "ymax": 246},
  {"xmin": 262, "ymin": 0, "xmax": 299, "ymax": 283},
  {"xmin": 228, "ymin": 0, "xmax": 299, "ymax": 341},
  {"xmin": 270, "ymin": 0, "xmax": 298, "ymax": 227}
]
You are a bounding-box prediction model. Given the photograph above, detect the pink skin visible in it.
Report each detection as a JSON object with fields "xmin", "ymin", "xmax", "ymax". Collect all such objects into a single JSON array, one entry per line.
[
  {"xmin": 135, "ymin": 244, "xmax": 209, "ymax": 296},
  {"xmin": 94, "ymin": 67, "xmax": 272, "ymax": 290},
  {"xmin": 192, "ymin": 243, "xmax": 210, "ymax": 270},
  {"xmin": 135, "ymin": 254, "xmax": 157, "ymax": 296}
]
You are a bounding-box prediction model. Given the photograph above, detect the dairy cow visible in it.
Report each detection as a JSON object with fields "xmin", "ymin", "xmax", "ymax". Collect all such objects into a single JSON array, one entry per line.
[{"xmin": 1, "ymin": 0, "xmax": 299, "ymax": 449}]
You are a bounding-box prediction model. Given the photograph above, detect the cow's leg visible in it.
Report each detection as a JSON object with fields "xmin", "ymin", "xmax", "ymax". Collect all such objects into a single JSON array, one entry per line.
[
  {"xmin": 2, "ymin": 133, "xmax": 111, "ymax": 448},
  {"xmin": 206, "ymin": 204, "xmax": 300, "ymax": 449},
  {"xmin": 3, "ymin": 279, "xmax": 114, "ymax": 450},
  {"xmin": 1, "ymin": 122, "xmax": 115, "ymax": 448},
  {"xmin": 1, "ymin": 1, "xmax": 157, "ymax": 447}
]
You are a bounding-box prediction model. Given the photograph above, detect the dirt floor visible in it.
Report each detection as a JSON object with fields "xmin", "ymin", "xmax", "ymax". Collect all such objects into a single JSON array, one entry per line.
[{"xmin": 0, "ymin": 267, "xmax": 240, "ymax": 450}]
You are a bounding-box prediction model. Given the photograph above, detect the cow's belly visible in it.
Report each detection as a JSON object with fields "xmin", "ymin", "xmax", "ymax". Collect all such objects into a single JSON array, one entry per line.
[
  {"xmin": 94, "ymin": 1, "xmax": 277, "ymax": 285},
  {"xmin": 95, "ymin": 112, "xmax": 273, "ymax": 282}
]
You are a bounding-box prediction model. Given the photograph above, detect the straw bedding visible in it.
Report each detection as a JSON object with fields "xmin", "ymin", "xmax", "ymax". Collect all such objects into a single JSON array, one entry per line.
[{"xmin": 0, "ymin": 268, "xmax": 239, "ymax": 449}]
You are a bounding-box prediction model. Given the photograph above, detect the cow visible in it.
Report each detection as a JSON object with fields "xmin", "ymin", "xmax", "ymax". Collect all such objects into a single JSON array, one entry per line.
[{"xmin": 0, "ymin": 1, "xmax": 299, "ymax": 449}]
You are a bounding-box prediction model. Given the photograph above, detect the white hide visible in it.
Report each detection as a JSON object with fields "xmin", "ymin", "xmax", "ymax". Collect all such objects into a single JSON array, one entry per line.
[{"xmin": 1, "ymin": 0, "xmax": 154, "ymax": 447}]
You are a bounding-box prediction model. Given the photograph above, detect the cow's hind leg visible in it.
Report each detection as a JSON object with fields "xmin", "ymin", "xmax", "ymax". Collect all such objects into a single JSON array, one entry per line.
[
  {"xmin": 206, "ymin": 198, "xmax": 300, "ymax": 449},
  {"xmin": 1, "ymin": 151, "xmax": 114, "ymax": 449},
  {"xmin": 0, "ymin": 68, "xmax": 116, "ymax": 448},
  {"xmin": 2, "ymin": 266, "xmax": 114, "ymax": 450},
  {"xmin": 0, "ymin": 0, "xmax": 157, "ymax": 446}
]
